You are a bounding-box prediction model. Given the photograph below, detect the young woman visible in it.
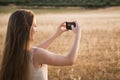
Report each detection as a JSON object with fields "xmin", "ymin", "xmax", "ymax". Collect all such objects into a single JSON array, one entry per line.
[{"xmin": 0, "ymin": 9, "xmax": 81, "ymax": 80}]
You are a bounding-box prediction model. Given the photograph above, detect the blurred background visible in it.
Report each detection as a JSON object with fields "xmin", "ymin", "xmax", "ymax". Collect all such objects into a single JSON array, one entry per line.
[{"xmin": 0, "ymin": 0, "xmax": 120, "ymax": 80}]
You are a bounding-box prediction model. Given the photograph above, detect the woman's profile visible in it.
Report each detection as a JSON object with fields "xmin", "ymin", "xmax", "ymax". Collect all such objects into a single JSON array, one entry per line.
[{"xmin": 0, "ymin": 9, "xmax": 81, "ymax": 80}]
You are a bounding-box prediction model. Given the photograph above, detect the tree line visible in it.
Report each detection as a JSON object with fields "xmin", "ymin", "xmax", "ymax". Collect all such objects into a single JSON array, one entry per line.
[{"xmin": 0, "ymin": 0, "xmax": 120, "ymax": 7}]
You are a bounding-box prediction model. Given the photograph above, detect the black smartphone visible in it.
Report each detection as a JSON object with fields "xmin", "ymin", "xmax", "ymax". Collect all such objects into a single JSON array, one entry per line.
[{"xmin": 66, "ymin": 22, "xmax": 76, "ymax": 30}]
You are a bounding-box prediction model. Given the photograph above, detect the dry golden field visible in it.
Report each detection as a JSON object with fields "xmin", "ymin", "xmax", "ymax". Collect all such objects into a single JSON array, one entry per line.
[{"xmin": 0, "ymin": 6, "xmax": 120, "ymax": 80}]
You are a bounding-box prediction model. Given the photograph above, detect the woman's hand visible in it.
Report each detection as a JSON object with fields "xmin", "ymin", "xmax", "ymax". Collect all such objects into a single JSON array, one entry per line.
[
  {"xmin": 72, "ymin": 22, "xmax": 80, "ymax": 34},
  {"xmin": 55, "ymin": 22, "xmax": 68, "ymax": 35}
]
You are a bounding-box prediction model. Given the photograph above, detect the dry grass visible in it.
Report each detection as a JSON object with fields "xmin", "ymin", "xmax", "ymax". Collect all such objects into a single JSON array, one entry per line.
[{"xmin": 0, "ymin": 6, "xmax": 120, "ymax": 80}]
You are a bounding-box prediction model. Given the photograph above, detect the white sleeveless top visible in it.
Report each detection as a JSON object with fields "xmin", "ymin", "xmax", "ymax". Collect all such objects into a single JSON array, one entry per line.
[{"xmin": 30, "ymin": 47, "xmax": 48, "ymax": 80}]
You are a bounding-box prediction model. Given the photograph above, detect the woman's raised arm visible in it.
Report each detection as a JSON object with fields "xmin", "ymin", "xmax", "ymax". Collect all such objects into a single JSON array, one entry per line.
[{"xmin": 34, "ymin": 22, "xmax": 81, "ymax": 66}]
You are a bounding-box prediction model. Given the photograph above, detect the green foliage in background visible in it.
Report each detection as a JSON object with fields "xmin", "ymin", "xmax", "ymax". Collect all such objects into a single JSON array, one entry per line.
[{"xmin": 0, "ymin": 0, "xmax": 120, "ymax": 7}]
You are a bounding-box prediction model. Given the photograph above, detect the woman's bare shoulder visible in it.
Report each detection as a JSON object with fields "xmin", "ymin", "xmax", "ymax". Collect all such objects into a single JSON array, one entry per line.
[{"xmin": 30, "ymin": 46, "xmax": 43, "ymax": 68}]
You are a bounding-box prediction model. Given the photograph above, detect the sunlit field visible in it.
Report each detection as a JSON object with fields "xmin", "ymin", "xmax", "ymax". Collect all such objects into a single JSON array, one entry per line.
[{"xmin": 0, "ymin": 6, "xmax": 120, "ymax": 80}]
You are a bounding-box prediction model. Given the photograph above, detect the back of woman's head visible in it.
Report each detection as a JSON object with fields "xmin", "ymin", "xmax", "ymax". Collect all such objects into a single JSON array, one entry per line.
[{"xmin": 0, "ymin": 9, "xmax": 34, "ymax": 80}]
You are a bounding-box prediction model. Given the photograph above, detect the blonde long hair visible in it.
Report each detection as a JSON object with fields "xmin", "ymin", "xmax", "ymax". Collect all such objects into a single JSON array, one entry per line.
[{"xmin": 0, "ymin": 9, "xmax": 34, "ymax": 80}]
